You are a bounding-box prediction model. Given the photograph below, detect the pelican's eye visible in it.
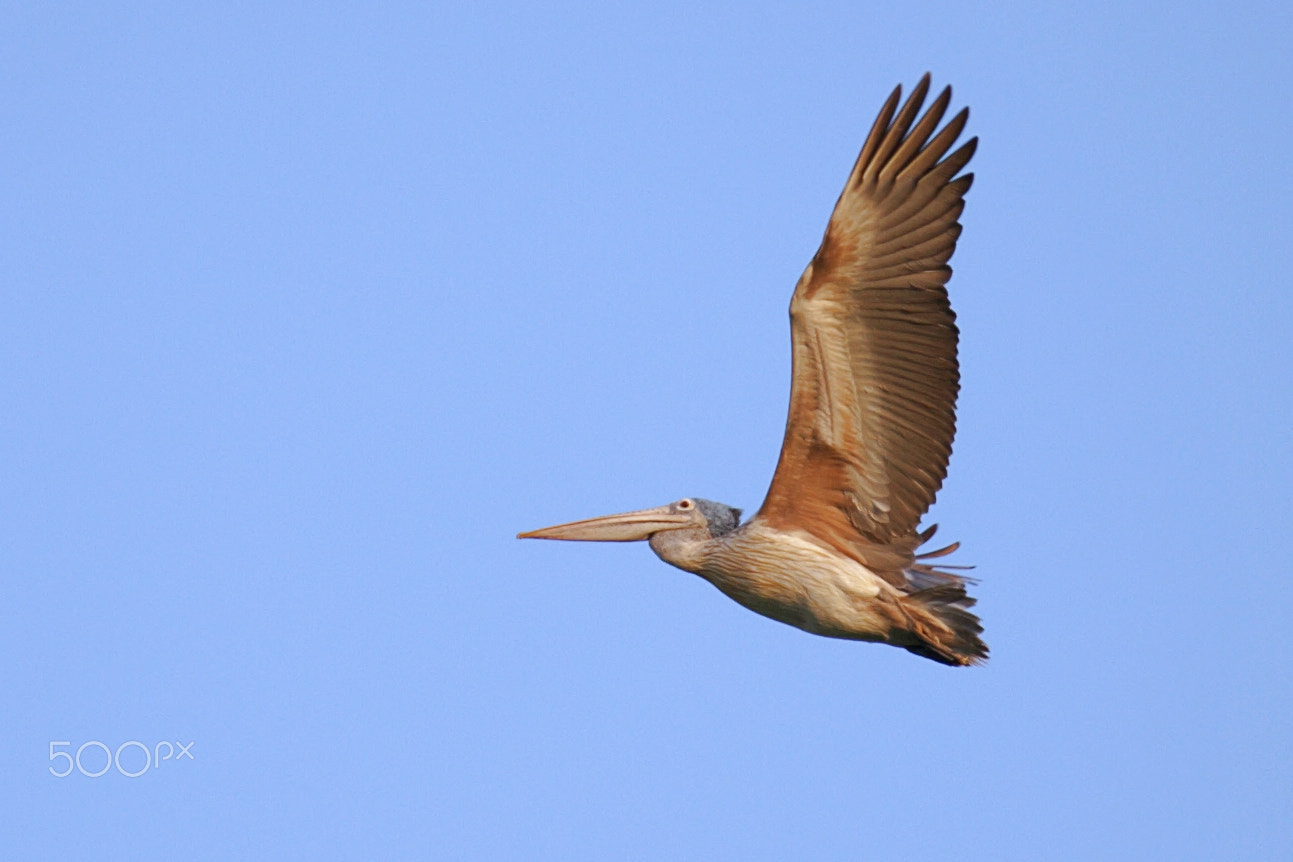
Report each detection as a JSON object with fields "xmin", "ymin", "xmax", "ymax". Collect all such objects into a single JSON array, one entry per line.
[{"xmin": 676, "ymin": 499, "xmax": 693, "ymax": 511}]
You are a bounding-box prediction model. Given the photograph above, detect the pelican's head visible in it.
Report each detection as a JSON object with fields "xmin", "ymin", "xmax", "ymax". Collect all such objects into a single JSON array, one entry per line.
[
  {"xmin": 518, "ymin": 497, "xmax": 741, "ymax": 543},
  {"xmin": 519, "ymin": 497, "xmax": 742, "ymax": 573}
]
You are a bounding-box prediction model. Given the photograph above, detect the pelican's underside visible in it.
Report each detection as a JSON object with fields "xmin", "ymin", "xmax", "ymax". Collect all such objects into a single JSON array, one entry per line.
[{"xmin": 678, "ymin": 522, "xmax": 985, "ymax": 665}]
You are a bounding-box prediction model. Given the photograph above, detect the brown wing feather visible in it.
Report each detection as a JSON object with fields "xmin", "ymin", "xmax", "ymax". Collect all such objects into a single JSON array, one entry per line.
[{"xmin": 755, "ymin": 74, "xmax": 975, "ymax": 561}]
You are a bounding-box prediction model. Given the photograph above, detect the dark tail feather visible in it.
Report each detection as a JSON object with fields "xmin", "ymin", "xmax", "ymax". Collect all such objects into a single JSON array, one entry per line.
[
  {"xmin": 898, "ymin": 529, "xmax": 988, "ymax": 666},
  {"xmin": 902, "ymin": 580, "xmax": 988, "ymax": 667}
]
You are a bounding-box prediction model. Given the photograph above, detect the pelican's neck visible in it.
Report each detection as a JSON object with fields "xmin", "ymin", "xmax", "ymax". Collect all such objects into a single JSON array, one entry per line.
[{"xmin": 648, "ymin": 527, "xmax": 714, "ymax": 574}]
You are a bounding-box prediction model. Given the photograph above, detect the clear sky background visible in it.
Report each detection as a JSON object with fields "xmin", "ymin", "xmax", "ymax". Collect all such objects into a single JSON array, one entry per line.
[{"xmin": 2, "ymin": 2, "xmax": 1290, "ymax": 859}]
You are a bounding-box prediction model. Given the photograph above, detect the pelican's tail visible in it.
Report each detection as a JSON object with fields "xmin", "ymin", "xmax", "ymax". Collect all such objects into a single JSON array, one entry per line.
[
  {"xmin": 897, "ymin": 527, "xmax": 987, "ymax": 666},
  {"xmin": 900, "ymin": 581, "xmax": 988, "ymax": 666}
]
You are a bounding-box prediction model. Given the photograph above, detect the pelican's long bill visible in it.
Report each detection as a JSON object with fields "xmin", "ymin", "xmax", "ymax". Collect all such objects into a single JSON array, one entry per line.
[{"xmin": 517, "ymin": 505, "xmax": 690, "ymax": 542}]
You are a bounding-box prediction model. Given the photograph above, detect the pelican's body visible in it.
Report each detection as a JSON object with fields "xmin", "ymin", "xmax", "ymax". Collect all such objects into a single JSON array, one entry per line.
[
  {"xmin": 520, "ymin": 76, "xmax": 987, "ymax": 666},
  {"xmin": 655, "ymin": 518, "xmax": 887, "ymax": 634}
]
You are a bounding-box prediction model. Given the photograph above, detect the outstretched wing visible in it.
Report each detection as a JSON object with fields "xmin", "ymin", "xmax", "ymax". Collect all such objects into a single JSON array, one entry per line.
[{"xmin": 755, "ymin": 74, "xmax": 975, "ymax": 556}]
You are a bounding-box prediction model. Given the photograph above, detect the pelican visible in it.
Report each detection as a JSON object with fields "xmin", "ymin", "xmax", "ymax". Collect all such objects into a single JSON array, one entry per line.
[{"xmin": 520, "ymin": 75, "xmax": 986, "ymax": 666}]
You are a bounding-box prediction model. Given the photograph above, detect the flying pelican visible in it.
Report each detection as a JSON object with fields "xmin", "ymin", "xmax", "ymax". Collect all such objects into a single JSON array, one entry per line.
[{"xmin": 519, "ymin": 75, "xmax": 985, "ymax": 666}]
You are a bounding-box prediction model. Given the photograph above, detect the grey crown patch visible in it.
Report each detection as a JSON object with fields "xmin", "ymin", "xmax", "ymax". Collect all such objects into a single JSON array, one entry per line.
[{"xmin": 694, "ymin": 498, "xmax": 742, "ymax": 537}]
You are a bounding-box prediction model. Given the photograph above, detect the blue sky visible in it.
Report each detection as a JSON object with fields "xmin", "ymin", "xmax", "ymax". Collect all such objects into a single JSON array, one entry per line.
[{"xmin": 2, "ymin": 2, "xmax": 1290, "ymax": 859}]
